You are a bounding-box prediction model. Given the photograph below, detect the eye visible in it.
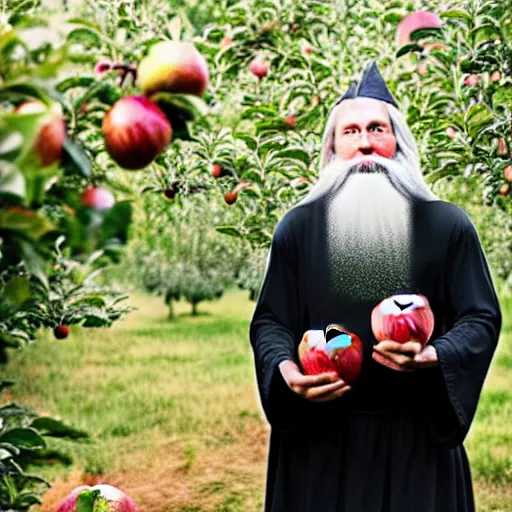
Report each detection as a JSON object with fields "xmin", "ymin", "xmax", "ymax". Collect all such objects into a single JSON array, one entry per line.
[
  {"xmin": 344, "ymin": 128, "xmax": 357, "ymax": 135},
  {"xmin": 370, "ymin": 126, "xmax": 384, "ymax": 132}
]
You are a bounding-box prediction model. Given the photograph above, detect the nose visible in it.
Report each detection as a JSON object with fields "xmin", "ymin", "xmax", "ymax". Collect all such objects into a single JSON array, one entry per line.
[{"xmin": 358, "ymin": 131, "xmax": 373, "ymax": 154}]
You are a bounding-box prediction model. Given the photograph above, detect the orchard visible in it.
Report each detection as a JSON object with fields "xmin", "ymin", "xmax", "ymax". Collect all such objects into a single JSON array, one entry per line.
[{"xmin": 0, "ymin": 0, "xmax": 511, "ymax": 510}]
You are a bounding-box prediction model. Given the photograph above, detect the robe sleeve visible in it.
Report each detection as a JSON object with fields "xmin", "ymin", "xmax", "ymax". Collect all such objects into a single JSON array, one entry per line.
[
  {"xmin": 249, "ymin": 216, "xmax": 302, "ymax": 427},
  {"xmin": 426, "ymin": 210, "xmax": 502, "ymax": 447}
]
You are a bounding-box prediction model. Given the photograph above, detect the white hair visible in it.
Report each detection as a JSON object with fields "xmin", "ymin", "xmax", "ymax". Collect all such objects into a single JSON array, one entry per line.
[{"xmin": 295, "ymin": 101, "xmax": 439, "ymax": 207}]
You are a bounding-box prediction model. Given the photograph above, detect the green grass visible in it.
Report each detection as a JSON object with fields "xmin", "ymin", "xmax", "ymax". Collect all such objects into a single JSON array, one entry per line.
[{"xmin": 1, "ymin": 289, "xmax": 511, "ymax": 511}]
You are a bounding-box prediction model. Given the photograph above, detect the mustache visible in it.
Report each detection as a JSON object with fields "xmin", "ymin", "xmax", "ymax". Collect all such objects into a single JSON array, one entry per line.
[{"xmin": 347, "ymin": 160, "xmax": 390, "ymax": 175}]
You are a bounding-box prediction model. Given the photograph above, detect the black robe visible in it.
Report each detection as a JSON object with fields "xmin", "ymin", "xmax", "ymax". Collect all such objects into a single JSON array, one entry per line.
[{"xmin": 249, "ymin": 196, "xmax": 502, "ymax": 512}]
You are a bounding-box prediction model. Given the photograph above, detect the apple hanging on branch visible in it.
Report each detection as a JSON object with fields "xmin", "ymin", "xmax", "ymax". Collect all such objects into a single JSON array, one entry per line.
[
  {"xmin": 371, "ymin": 294, "xmax": 435, "ymax": 347},
  {"xmin": 101, "ymin": 39, "xmax": 210, "ymax": 171},
  {"xmin": 14, "ymin": 100, "xmax": 67, "ymax": 167},
  {"xmin": 298, "ymin": 324, "xmax": 364, "ymax": 385}
]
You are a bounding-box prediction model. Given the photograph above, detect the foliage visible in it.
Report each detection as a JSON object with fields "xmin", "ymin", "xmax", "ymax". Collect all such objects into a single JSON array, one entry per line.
[{"xmin": 0, "ymin": 381, "xmax": 90, "ymax": 511}]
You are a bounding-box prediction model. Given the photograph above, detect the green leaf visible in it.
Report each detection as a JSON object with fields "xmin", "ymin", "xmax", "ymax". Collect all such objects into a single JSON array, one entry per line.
[
  {"xmin": 0, "ymin": 207, "xmax": 55, "ymax": 239},
  {"xmin": 0, "ymin": 403, "xmax": 37, "ymax": 418},
  {"xmin": 424, "ymin": 165, "xmax": 460, "ymax": 184},
  {"xmin": 396, "ymin": 43, "xmax": 424, "ymax": 58},
  {"xmin": 440, "ymin": 9, "xmax": 472, "ymax": 24},
  {"xmin": 233, "ymin": 132, "xmax": 258, "ymax": 151},
  {"xmin": 66, "ymin": 27, "xmax": 102, "ymax": 46},
  {"xmin": 240, "ymin": 106, "xmax": 278, "ymax": 119},
  {"xmin": 0, "ymin": 448, "xmax": 13, "ymax": 460},
  {"xmin": 150, "ymin": 93, "xmax": 208, "ymax": 123},
  {"xmin": 18, "ymin": 239, "xmax": 49, "ymax": 289},
  {"xmin": 76, "ymin": 489, "xmax": 100, "ymax": 512},
  {"xmin": 466, "ymin": 104, "xmax": 494, "ymax": 139},
  {"xmin": 492, "ymin": 87, "xmax": 512, "ymax": 109},
  {"xmin": 29, "ymin": 417, "xmax": 90, "ymax": 440},
  {"xmin": 0, "ymin": 428, "xmax": 46, "ymax": 449},
  {"xmin": 56, "ymin": 76, "xmax": 96, "ymax": 93},
  {"xmin": 382, "ymin": 9, "xmax": 406, "ymax": 24},
  {"xmin": 0, "ymin": 82, "xmax": 52, "ymax": 103},
  {"xmin": 1, "ymin": 275, "xmax": 30, "ymax": 313},
  {"xmin": 276, "ymin": 148, "xmax": 310, "ymax": 164},
  {"xmin": 409, "ymin": 27, "xmax": 443, "ymax": 42},
  {"xmin": 215, "ymin": 226, "xmax": 244, "ymax": 238},
  {"xmin": 62, "ymin": 138, "xmax": 92, "ymax": 178}
]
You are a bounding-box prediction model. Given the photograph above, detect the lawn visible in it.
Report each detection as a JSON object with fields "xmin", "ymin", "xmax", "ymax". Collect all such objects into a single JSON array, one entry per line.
[{"xmin": 1, "ymin": 289, "xmax": 510, "ymax": 511}]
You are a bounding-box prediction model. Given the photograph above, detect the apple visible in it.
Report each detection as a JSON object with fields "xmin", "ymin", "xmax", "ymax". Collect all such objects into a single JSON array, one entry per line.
[
  {"xmin": 504, "ymin": 165, "xmax": 512, "ymax": 182},
  {"xmin": 138, "ymin": 40, "xmax": 209, "ymax": 97},
  {"xmin": 371, "ymin": 294, "xmax": 435, "ymax": 347},
  {"xmin": 491, "ymin": 71, "xmax": 501, "ymax": 83},
  {"xmin": 397, "ymin": 11, "xmax": 443, "ymax": 47},
  {"xmin": 53, "ymin": 325, "xmax": 69, "ymax": 339},
  {"xmin": 499, "ymin": 183, "xmax": 509, "ymax": 195},
  {"xmin": 446, "ymin": 127, "xmax": 456, "ymax": 139},
  {"xmin": 56, "ymin": 484, "xmax": 136, "ymax": 512},
  {"xmin": 163, "ymin": 185, "xmax": 178, "ymax": 200},
  {"xmin": 102, "ymin": 96, "xmax": 172, "ymax": 170},
  {"xmin": 249, "ymin": 55, "xmax": 269, "ymax": 79},
  {"xmin": 224, "ymin": 181, "xmax": 249, "ymax": 205},
  {"xmin": 298, "ymin": 325, "xmax": 363, "ymax": 384},
  {"xmin": 284, "ymin": 115, "xmax": 296, "ymax": 128},
  {"xmin": 81, "ymin": 186, "xmax": 115, "ymax": 210},
  {"xmin": 212, "ymin": 163, "xmax": 224, "ymax": 178},
  {"xmin": 311, "ymin": 95, "xmax": 320, "ymax": 107},
  {"xmin": 220, "ymin": 36, "xmax": 232, "ymax": 49},
  {"xmin": 290, "ymin": 177, "xmax": 309, "ymax": 187},
  {"xmin": 417, "ymin": 60, "xmax": 428, "ymax": 76},
  {"xmin": 224, "ymin": 190, "xmax": 237, "ymax": 205},
  {"xmin": 463, "ymin": 74, "xmax": 479, "ymax": 87},
  {"xmin": 301, "ymin": 41, "xmax": 313, "ymax": 54},
  {"xmin": 94, "ymin": 59, "xmax": 113, "ymax": 75},
  {"xmin": 497, "ymin": 138, "xmax": 508, "ymax": 156},
  {"xmin": 15, "ymin": 100, "xmax": 66, "ymax": 167}
]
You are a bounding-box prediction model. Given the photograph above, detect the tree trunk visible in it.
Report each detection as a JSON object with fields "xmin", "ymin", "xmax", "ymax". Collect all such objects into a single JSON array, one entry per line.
[
  {"xmin": 191, "ymin": 301, "xmax": 198, "ymax": 316},
  {"xmin": 167, "ymin": 300, "xmax": 174, "ymax": 320}
]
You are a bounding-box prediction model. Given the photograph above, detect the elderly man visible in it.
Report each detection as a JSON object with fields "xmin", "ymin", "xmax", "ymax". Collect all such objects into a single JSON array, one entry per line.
[{"xmin": 249, "ymin": 60, "xmax": 502, "ymax": 512}]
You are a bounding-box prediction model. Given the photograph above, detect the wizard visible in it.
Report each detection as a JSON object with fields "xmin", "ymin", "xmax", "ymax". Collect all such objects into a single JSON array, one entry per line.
[{"xmin": 249, "ymin": 59, "xmax": 502, "ymax": 511}]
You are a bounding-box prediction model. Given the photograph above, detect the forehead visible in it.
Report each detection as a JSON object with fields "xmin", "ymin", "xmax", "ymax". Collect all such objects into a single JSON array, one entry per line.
[{"xmin": 335, "ymin": 98, "xmax": 391, "ymax": 127}]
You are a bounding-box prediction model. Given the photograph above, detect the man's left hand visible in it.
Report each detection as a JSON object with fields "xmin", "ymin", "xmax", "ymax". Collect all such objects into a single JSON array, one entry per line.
[{"xmin": 372, "ymin": 341, "xmax": 439, "ymax": 372}]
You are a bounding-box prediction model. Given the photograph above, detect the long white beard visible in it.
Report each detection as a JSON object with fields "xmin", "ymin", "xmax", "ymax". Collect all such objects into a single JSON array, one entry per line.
[{"xmin": 325, "ymin": 158, "xmax": 413, "ymax": 303}]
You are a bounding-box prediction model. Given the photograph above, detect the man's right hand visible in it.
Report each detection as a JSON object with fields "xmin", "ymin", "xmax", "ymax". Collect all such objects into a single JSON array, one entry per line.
[{"xmin": 278, "ymin": 360, "xmax": 352, "ymax": 403}]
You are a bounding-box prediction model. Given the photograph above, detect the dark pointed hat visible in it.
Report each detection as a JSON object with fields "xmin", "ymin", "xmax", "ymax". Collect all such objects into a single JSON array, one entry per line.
[{"xmin": 334, "ymin": 59, "xmax": 398, "ymax": 108}]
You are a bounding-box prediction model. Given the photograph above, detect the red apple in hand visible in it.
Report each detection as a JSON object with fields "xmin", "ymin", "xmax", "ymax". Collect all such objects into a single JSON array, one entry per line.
[
  {"xmin": 371, "ymin": 294, "xmax": 435, "ymax": 346},
  {"xmin": 56, "ymin": 484, "xmax": 136, "ymax": 512},
  {"xmin": 298, "ymin": 324, "xmax": 363, "ymax": 384}
]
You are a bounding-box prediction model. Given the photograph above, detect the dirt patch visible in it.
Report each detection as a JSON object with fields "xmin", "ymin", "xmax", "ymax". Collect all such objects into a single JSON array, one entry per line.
[{"xmin": 39, "ymin": 420, "xmax": 270, "ymax": 512}]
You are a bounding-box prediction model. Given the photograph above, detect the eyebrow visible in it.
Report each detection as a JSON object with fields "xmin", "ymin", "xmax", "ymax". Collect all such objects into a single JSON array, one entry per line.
[{"xmin": 340, "ymin": 120, "xmax": 389, "ymax": 130}]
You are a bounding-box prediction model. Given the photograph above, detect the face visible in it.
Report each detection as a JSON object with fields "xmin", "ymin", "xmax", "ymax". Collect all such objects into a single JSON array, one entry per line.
[{"xmin": 334, "ymin": 98, "xmax": 397, "ymax": 161}]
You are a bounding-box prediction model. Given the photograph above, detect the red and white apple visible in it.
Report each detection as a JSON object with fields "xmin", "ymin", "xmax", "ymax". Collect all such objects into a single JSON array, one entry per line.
[
  {"xmin": 371, "ymin": 294, "xmax": 435, "ymax": 346},
  {"xmin": 102, "ymin": 95, "xmax": 172, "ymax": 170},
  {"xmin": 137, "ymin": 40, "xmax": 209, "ymax": 97},
  {"xmin": 298, "ymin": 324, "xmax": 363, "ymax": 384},
  {"xmin": 81, "ymin": 186, "xmax": 115, "ymax": 210},
  {"xmin": 56, "ymin": 484, "xmax": 136, "ymax": 512},
  {"xmin": 15, "ymin": 100, "xmax": 66, "ymax": 167},
  {"xmin": 397, "ymin": 11, "xmax": 443, "ymax": 47}
]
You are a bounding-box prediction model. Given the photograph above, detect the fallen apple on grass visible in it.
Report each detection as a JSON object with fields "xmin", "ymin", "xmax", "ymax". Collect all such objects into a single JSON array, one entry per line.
[
  {"xmin": 298, "ymin": 324, "xmax": 363, "ymax": 385},
  {"xmin": 371, "ymin": 294, "xmax": 435, "ymax": 347},
  {"xmin": 56, "ymin": 484, "xmax": 136, "ymax": 512}
]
